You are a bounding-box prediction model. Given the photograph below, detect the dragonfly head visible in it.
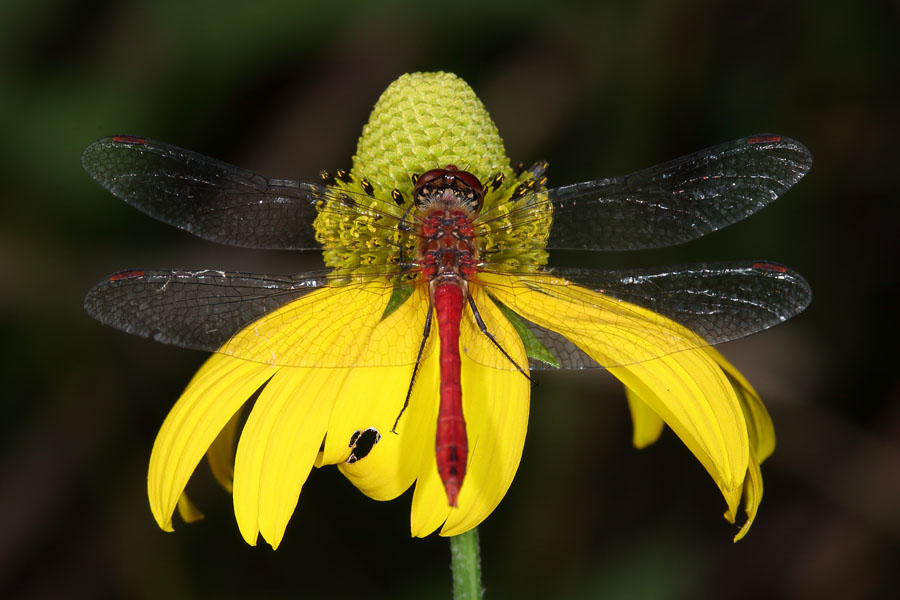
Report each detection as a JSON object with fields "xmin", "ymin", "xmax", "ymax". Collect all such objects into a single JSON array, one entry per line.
[{"xmin": 413, "ymin": 165, "xmax": 485, "ymax": 213}]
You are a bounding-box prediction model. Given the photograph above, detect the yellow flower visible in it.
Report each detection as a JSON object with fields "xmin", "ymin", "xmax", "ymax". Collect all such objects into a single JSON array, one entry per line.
[{"xmin": 83, "ymin": 73, "xmax": 807, "ymax": 549}]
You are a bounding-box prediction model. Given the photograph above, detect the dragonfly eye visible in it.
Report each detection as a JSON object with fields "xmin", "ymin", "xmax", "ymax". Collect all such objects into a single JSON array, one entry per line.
[
  {"xmin": 413, "ymin": 166, "xmax": 485, "ymax": 212},
  {"xmin": 453, "ymin": 169, "xmax": 485, "ymax": 212}
]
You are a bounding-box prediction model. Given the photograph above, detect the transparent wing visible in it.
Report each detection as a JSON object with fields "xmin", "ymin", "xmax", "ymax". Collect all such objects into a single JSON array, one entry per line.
[
  {"xmin": 81, "ymin": 136, "xmax": 411, "ymax": 250},
  {"xmin": 84, "ymin": 268, "xmax": 433, "ymax": 368},
  {"xmin": 84, "ymin": 261, "xmax": 810, "ymax": 371},
  {"xmin": 472, "ymin": 260, "xmax": 811, "ymax": 369},
  {"xmin": 85, "ymin": 268, "xmax": 331, "ymax": 350},
  {"xmin": 83, "ymin": 135, "xmax": 812, "ymax": 372},
  {"xmin": 475, "ymin": 135, "xmax": 812, "ymax": 251}
]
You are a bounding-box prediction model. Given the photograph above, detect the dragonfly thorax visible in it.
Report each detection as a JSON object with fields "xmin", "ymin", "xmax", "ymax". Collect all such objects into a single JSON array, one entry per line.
[
  {"xmin": 419, "ymin": 206, "xmax": 478, "ymax": 286},
  {"xmin": 415, "ymin": 166, "xmax": 482, "ymax": 286}
]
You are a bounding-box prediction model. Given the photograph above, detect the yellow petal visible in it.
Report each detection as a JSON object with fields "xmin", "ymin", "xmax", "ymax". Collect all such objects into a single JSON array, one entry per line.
[
  {"xmin": 335, "ymin": 360, "xmax": 435, "ymax": 500},
  {"xmin": 440, "ymin": 358, "xmax": 529, "ymax": 535},
  {"xmin": 625, "ymin": 388, "xmax": 665, "ymax": 449},
  {"xmin": 609, "ymin": 352, "xmax": 747, "ymax": 510},
  {"xmin": 704, "ymin": 348, "xmax": 771, "ymax": 539},
  {"xmin": 410, "ymin": 284, "xmax": 530, "ymax": 537},
  {"xmin": 705, "ymin": 347, "xmax": 775, "ymax": 462},
  {"xmin": 625, "ymin": 372, "xmax": 742, "ymax": 522},
  {"xmin": 233, "ymin": 367, "xmax": 344, "ymax": 548},
  {"xmin": 219, "ymin": 282, "xmax": 408, "ymax": 367},
  {"xmin": 403, "ymin": 336, "xmax": 446, "ymax": 536},
  {"xmin": 329, "ymin": 285, "xmax": 435, "ymax": 502},
  {"xmin": 733, "ymin": 456, "xmax": 763, "ymax": 542},
  {"xmin": 231, "ymin": 282, "xmax": 397, "ymax": 548},
  {"xmin": 627, "ymin": 349, "xmax": 768, "ymax": 534},
  {"xmin": 148, "ymin": 354, "xmax": 276, "ymax": 531},
  {"xmin": 482, "ymin": 273, "xmax": 748, "ymax": 495},
  {"xmin": 479, "ymin": 272, "xmax": 710, "ymax": 365},
  {"xmin": 206, "ymin": 406, "xmax": 243, "ymax": 493},
  {"xmin": 176, "ymin": 493, "xmax": 204, "ymax": 523}
]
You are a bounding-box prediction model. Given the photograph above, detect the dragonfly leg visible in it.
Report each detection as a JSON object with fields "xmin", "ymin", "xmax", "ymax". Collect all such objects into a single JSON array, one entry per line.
[
  {"xmin": 394, "ymin": 202, "xmax": 420, "ymax": 270},
  {"xmin": 467, "ymin": 296, "xmax": 534, "ymax": 383},
  {"xmin": 396, "ymin": 200, "xmax": 417, "ymax": 233},
  {"xmin": 392, "ymin": 302, "xmax": 433, "ymax": 434}
]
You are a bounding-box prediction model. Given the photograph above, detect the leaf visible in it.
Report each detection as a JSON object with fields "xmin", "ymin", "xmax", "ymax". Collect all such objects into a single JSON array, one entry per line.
[
  {"xmin": 489, "ymin": 295, "xmax": 560, "ymax": 368},
  {"xmin": 382, "ymin": 284, "xmax": 415, "ymax": 320}
]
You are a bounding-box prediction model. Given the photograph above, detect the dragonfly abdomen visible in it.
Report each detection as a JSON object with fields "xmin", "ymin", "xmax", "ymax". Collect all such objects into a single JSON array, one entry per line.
[{"xmin": 433, "ymin": 282, "xmax": 468, "ymax": 507}]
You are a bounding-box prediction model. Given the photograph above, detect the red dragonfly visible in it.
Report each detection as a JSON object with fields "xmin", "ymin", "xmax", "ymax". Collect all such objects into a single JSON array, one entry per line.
[{"xmin": 83, "ymin": 134, "xmax": 812, "ymax": 507}]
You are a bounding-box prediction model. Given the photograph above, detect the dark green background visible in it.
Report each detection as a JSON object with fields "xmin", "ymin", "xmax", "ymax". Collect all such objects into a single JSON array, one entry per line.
[{"xmin": 1, "ymin": 1, "xmax": 897, "ymax": 598}]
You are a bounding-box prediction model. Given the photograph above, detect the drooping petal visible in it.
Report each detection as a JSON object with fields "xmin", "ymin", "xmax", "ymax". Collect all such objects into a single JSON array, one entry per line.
[
  {"xmin": 439, "ymin": 356, "xmax": 530, "ymax": 536},
  {"xmin": 233, "ymin": 367, "xmax": 346, "ymax": 548},
  {"xmin": 624, "ymin": 350, "xmax": 770, "ymax": 536},
  {"xmin": 410, "ymin": 284, "xmax": 530, "ymax": 537},
  {"xmin": 148, "ymin": 354, "xmax": 276, "ymax": 531},
  {"xmin": 335, "ymin": 362, "xmax": 434, "ymax": 499},
  {"xmin": 335, "ymin": 286, "xmax": 437, "ymax": 501},
  {"xmin": 206, "ymin": 407, "xmax": 243, "ymax": 493},
  {"xmin": 482, "ymin": 273, "xmax": 749, "ymax": 496},
  {"xmin": 625, "ymin": 387, "xmax": 665, "ymax": 449},
  {"xmin": 704, "ymin": 347, "xmax": 772, "ymax": 539},
  {"xmin": 402, "ymin": 339, "xmax": 445, "ymax": 536},
  {"xmin": 176, "ymin": 493, "xmax": 204, "ymax": 523},
  {"xmin": 614, "ymin": 354, "xmax": 748, "ymax": 507},
  {"xmin": 230, "ymin": 282, "xmax": 395, "ymax": 547},
  {"xmin": 705, "ymin": 347, "xmax": 775, "ymax": 462},
  {"xmin": 733, "ymin": 456, "xmax": 763, "ymax": 542},
  {"xmin": 612, "ymin": 353, "xmax": 746, "ymax": 517}
]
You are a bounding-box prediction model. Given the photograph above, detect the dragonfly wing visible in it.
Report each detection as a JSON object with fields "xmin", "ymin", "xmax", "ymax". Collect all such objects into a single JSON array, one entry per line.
[
  {"xmin": 561, "ymin": 260, "xmax": 812, "ymax": 341},
  {"xmin": 84, "ymin": 268, "xmax": 431, "ymax": 368},
  {"xmin": 84, "ymin": 269, "xmax": 332, "ymax": 351},
  {"xmin": 478, "ymin": 135, "xmax": 811, "ymax": 251},
  {"xmin": 477, "ymin": 261, "xmax": 811, "ymax": 369},
  {"xmin": 82, "ymin": 136, "xmax": 409, "ymax": 250}
]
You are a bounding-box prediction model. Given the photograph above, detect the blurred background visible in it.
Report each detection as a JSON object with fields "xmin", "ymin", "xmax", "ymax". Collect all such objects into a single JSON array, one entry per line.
[{"xmin": 1, "ymin": 1, "xmax": 897, "ymax": 598}]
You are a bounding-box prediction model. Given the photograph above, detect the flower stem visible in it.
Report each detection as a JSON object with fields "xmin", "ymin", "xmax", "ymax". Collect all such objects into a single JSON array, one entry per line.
[{"xmin": 450, "ymin": 527, "xmax": 483, "ymax": 600}]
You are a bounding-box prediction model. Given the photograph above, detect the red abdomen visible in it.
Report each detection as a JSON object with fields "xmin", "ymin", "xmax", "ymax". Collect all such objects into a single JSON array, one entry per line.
[{"xmin": 433, "ymin": 283, "xmax": 467, "ymax": 507}]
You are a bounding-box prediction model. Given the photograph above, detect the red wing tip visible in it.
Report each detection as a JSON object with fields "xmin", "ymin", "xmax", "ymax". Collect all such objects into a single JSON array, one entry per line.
[
  {"xmin": 111, "ymin": 135, "xmax": 147, "ymax": 145},
  {"xmin": 109, "ymin": 270, "xmax": 145, "ymax": 281},
  {"xmin": 752, "ymin": 262, "xmax": 788, "ymax": 273},
  {"xmin": 746, "ymin": 135, "xmax": 782, "ymax": 145}
]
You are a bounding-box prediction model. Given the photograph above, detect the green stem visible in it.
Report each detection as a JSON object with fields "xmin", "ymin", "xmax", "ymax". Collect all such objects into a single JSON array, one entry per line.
[{"xmin": 450, "ymin": 527, "xmax": 483, "ymax": 600}]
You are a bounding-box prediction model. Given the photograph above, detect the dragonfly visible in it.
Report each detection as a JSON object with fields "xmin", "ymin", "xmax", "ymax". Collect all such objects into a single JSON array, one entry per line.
[{"xmin": 83, "ymin": 133, "xmax": 812, "ymax": 507}]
